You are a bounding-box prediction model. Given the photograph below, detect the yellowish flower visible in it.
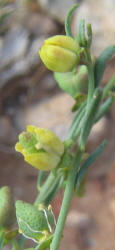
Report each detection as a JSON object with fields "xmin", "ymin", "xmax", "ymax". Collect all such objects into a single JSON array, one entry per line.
[
  {"xmin": 15, "ymin": 125, "xmax": 64, "ymax": 171},
  {"xmin": 39, "ymin": 35, "xmax": 80, "ymax": 72},
  {"xmin": 0, "ymin": 186, "xmax": 15, "ymax": 228},
  {"xmin": 16, "ymin": 201, "xmax": 56, "ymax": 243}
]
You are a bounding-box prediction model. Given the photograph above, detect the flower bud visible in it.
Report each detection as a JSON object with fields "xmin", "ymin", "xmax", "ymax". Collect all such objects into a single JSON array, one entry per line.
[
  {"xmin": 15, "ymin": 125, "xmax": 64, "ymax": 171},
  {"xmin": 16, "ymin": 201, "xmax": 56, "ymax": 243},
  {"xmin": 0, "ymin": 186, "xmax": 15, "ymax": 228},
  {"xmin": 39, "ymin": 35, "xmax": 81, "ymax": 72}
]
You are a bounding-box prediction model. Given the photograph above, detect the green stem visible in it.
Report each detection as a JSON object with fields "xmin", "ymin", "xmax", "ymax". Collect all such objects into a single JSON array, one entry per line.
[
  {"xmin": 50, "ymin": 149, "xmax": 82, "ymax": 250},
  {"xmin": 34, "ymin": 172, "xmax": 56, "ymax": 206},
  {"xmin": 0, "ymin": 229, "xmax": 4, "ymax": 250},
  {"xmin": 87, "ymin": 61, "xmax": 95, "ymax": 107},
  {"xmin": 95, "ymin": 95, "xmax": 114, "ymax": 123},
  {"xmin": 65, "ymin": 4, "xmax": 78, "ymax": 37},
  {"xmin": 12, "ymin": 239, "xmax": 20, "ymax": 250},
  {"xmin": 102, "ymin": 75, "xmax": 115, "ymax": 99},
  {"xmin": 67, "ymin": 101, "xmax": 86, "ymax": 140}
]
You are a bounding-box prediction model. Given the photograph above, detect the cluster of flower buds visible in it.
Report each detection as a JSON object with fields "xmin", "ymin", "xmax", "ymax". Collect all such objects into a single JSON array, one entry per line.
[
  {"xmin": 15, "ymin": 125, "xmax": 64, "ymax": 171},
  {"xmin": 39, "ymin": 35, "xmax": 81, "ymax": 72},
  {"xmin": 16, "ymin": 201, "xmax": 56, "ymax": 244},
  {"xmin": 0, "ymin": 186, "xmax": 15, "ymax": 228}
]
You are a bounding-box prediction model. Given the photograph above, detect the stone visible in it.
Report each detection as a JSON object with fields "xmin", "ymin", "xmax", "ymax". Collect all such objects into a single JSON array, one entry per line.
[
  {"xmin": 0, "ymin": 116, "xmax": 17, "ymax": 145},
  {"xmin": 0, "ymin": 36, "xmax": 44, "ymax": 86},
  {"xmin": 109, "ymin": 199, "xmax": 115, "ymax": 217},
  {"xmin": 88, "ymin": 117, "xmax": 107, "ymax": 144},
  {"xmin": 72, "ymin": 0, "xmax": 115, "ymax": 55},
  {"xmin": 107, "ymin": 162, "xmax": 115, "ymax": 185},
  {"xmin": 0, "ymin": 25, "xmax": 28, "ymax": 69},
  {"xmin": 66, "ymin": 210, "xmax": 91, "ymax": 229},
  {"xmin": 15, "ymin": 93, "xmax": 74, "ymax": 140},
  {"xmin": 38, "ymin": 0, "xmax": 79, "ymax": 23},
  {"xmin": 23, "ymin": 13, "xmax": 58, "ymax": 36}
]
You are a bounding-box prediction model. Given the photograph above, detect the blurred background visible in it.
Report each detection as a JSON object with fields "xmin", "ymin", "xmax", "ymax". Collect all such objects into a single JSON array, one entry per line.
[{"xmin": 0, "ymin": 0, "xmax": 115, "ymax": 249}]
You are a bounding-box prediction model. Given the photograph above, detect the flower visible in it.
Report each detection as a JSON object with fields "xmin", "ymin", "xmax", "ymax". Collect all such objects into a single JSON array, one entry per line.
[
  {"xmin": 16, "ymin": 201, "xmax": 56, "ymax": 243},
  {"xmin": 15, "ymin": 125, "xmax": 64, "ymax": 171},
  {"xmin": 0, "ymin": 186, "xmax": 15, "ymax": 228},
  {"xmin": 39, "ymin": 35, "xmax": 80, "ymax": 72}
]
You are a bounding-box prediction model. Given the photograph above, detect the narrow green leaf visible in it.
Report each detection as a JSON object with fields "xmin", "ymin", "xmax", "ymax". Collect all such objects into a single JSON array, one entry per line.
[
  {"xmin": 17, "ymin": 235, "xmax": 26, "ymax": 248},
  {"xmin": 65, "ymin": 4, "xmax": 79, "ymax": 37},
  {"xmin": 95, "ymin": 95, "xmax": 114, "ymax": 123},
  {"xmin": 35, "ymin": 235, "xmax": 53, "ymax": 250},
  {"xmin": 12, "ymin": 239, "xmax": 20, "ymax": 250},
  {"xmin": 95, "ymin": 45, "xmax": 115, "ymax": 86},
  {"xmin": 44, "ymin": 177, "xmax": 63, "ymax": 206},
  {"xmin": 35, "ymin": 175, "xmax": 61, "ymax": 206},
  {"xmin": 79, "ymin": 88, "xmax": 102, "ymax": 150},
  {"xmin": 0, "ymin": 230, "xmax": 5, "ymax": 250},
  {"xmin": 75, "ymin": 177, "xmax": 86, "ymax": 197},
  {"xmin": 67, "ymin": 100, "xmax": 86, "ymax": 140},
  {"xmin": 87, "ymin": 23, "xmax": 92, "ymax": 48},
  {"xmin": 71, "ymin": 107, "xmax": 86, "ymax": 141},
  {"xmin": 71, "ymin": 93, "xmax": 87, "ymax": 112},
  {"xmin": 103, "ymin": 75, "xmax": 115, "ymax": 98},
  {"xmin": 76, "ymin": 140, "xmax": 107, "ymax": 189},
  {"xmin": 34, "ymin": 173, "xmax": 55, "ymax": 207},
  {"xmin": 37, "ymin": 171, "xmax": 47, "ymax": 191},
  {"xmin": 78, "ymin": 19, "xmax": 87, "ymax": 47}
]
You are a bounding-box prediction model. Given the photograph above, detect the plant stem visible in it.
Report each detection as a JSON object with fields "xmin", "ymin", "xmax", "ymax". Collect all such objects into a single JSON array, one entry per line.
[
  {"xmin": 34, "ymin": 172, "xmax": 56, "ymax": 206},
  {"xmin": 102, "ymin": 75, "xmax": 115, "ymax": 99},
  {"xmin": 87, "ymin": 61, "xmax": 95, "ymax": 107},
  {"xmin": 50, "ymin": 149, "xmax": 82, "ymax": 250},
  {"xmin": 65, "ymin": 4, "xmax": 78, "ymax": 37},
  {"xmin": 67, "ymin": 101, "xmax": 86, "ymax": 140}
]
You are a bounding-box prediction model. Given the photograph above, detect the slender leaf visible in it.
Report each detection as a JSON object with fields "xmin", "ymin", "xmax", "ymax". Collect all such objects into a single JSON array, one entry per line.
[
  {"xmin": 0, "ymin": 230, "xmax": 5, "ymax": 250},
  {"xmin": 37, "ymin": 171, "xmax": 47, "ymax": 191},
  {"xmin": 34, "ymin": 235, "xmax": 53, "ymax": 250},
  {"xmin": 95, "ymin": 45, "xmax": 115, "ymax": 86},
  {"xmin": 78, "ymin": 19, "xmax": 87, "ymax": 47},
  {"xmin": 17, "ymin": 234, "xmax": 26, "ymax": 248},
  {"xmin": 35, "ymin": 175, "xmax": 61, "ymax": 206},
  {"xmin": 76, "ymin": 140, "xmax": 107, "ymax": 189},
  {"xmin": 67, "ymin": 101, "xmax": 86, "ymax": 140},
  {"xmin": 34, "ymin": 173, "xmax": 55, "ymax": 207},
  {"xmin": 44, "ymin": 177, "xmax": 63, "ymax": 206},
  {"xmin": 103, "ymin": 75, "xmax": 115, "ymax": 98},
  {"xmin": 87, "ymin": 23, "xmax": 92, "ymax": 48},
  {"xmin": 79, "ymin": 88, "xmax": 102, "ymax": 150},
  {"xmin": 65, "ymin": 4, "xmax": 78, "ymax": 37},
  {"xmin": 95, "ymin": 95, "xmax": 114, "ymax": 122},
  {"xmin": 12, "ymin": 239, "xmax": 20, "ymax": 250}
]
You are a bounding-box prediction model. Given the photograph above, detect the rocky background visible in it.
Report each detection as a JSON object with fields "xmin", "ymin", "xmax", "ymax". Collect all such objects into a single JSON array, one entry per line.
[{"xmin": 0, "ymin": 0, "xmax": 115, "ymax": 249}]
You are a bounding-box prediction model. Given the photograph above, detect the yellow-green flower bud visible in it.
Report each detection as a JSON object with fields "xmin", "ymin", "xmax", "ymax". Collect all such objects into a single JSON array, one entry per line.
[
  {"xmin": 39, "ymin": 35, "xmax": 80, "ymax": 72},
  {"xmin": 16, "ymin": 201, "xmax": 56, "ymax": 243},
  {"xmin": 15, "ymin": 125, "xmax": 64, "ymax": 171},
  {"xmin": 0, "ymin": 186, "xmax": 15, "ymax": 228}
]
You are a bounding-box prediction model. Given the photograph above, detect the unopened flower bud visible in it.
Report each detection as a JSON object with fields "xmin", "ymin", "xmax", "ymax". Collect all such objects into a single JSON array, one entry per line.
[
  {"xmin": 16, "ymin": 201, "xmax": 56, "ymax": 243},
  {"xmin": 39, "ymin": 35, "xmax": 81, "ymax": 72},
  {"xmin": 15, "ymin": 125, "xmax": 64, "ymax": 171},
  {"xmin": 0, "ymin": 186, "xmax": 15, "ymax": 228}
]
